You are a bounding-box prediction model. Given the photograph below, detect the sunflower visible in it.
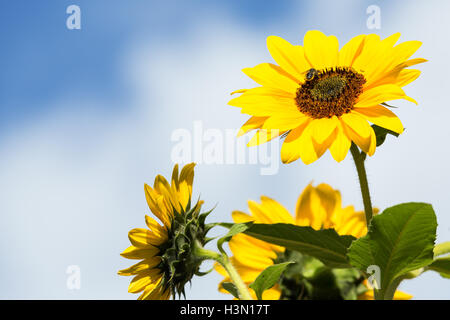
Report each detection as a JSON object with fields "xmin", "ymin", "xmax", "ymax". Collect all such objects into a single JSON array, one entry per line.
[
  {"xmin": 215, "ymin": 183, "xmax": 412, "ymax": 300},
  {"xmin": 119, "ymin": 163, "xmax": 211, "ymax": 300},
  {"xmin": 229, "ymin": 31, "xmax": 426, "ymax": 164}
]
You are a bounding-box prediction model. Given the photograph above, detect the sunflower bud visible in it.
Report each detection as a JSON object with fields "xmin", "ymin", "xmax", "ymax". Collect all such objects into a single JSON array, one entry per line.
[
  {"xmin": 119, "ymin": 163, "xmax": 213, "ymax": 300},
  {"xmin": 158, "ymin": 199, "xmax": 212, "ymax": 298}
]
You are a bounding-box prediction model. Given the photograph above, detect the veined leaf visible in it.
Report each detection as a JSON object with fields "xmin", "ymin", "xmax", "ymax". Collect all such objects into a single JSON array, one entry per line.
[
  {"xmin": 348, "ymin": 202, "xmax": 437, "ymax": 299},
  {"xmin": 433, "ymin": 241, "xmax": 450, "ymax": 258},
  {"xmin": 372, "ymin": 124, "xmax": 400, "ymax": 147},
  {"xmin": 221, "ymin": 282, "xmax": 240, "ymax": 299},
  {"xmin": 427, "ymin": 256, "xmax": 450, "ymax": 279},
  {"xmin": 242, "ymin": 223, "xmax": 356, "ymax": 268},
  {"xmin": 217, "ymin": 222, "xmax": 253, "ymax": 255},
  {"xmin": 249, "ymin": 262, "xmax": 294, "ymax": 300}
]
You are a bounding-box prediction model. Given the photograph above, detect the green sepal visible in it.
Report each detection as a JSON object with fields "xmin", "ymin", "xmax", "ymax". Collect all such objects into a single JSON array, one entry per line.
[
  {"xmin": 158, "ymin": 198, "xmax": 215, "ymax": 298},
  {"xmin": 372, "ymin": 124, "xmax": 400, "ymax": 147}
]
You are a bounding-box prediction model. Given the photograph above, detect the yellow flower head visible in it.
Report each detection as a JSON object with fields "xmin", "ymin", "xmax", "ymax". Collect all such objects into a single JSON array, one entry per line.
[
  {"xmin": 230, "ymin": 31, "xmax": 426, "ymax": 164},
  {"xmin": 216, "ymin": 183, "xmax": 412, "ymax": 300},
  {"xmin": 119, "ymin": 163, "xmax": 210, "ymax": 300}
]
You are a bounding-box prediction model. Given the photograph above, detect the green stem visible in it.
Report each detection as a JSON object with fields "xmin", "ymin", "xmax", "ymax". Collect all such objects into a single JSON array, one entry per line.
[
  {"xmin": 193, "ymin": 244, "xmax": 253, "ymax": 300},
  {"xmin": 379, "ymin": 276, "xmax": 404, "ymax": 300},
  {"xmin": 350, "ymin": 143, "xmax": 380, "ymax": 299},
  {"xmin": 434, "ymin": 241, "xmax": 450, "ymax": 257},
  {"xmin": 350, "ymin": 143, "xmax": 373, "ymax": 226},
  {"xmin": 216, "ymin": 255, "xmax": 253, "ymax": 300}
]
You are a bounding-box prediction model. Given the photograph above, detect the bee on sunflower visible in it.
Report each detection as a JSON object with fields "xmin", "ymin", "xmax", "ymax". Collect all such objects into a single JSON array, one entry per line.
[
  {"xmin": 215, "ymin": 183, "xmax": 412, "ymax": 300},
  {"xmin": 118, "ymin": 163, "xmax": 213, "ymax": 300},
  {"xmin": 230, "ymin": 31, "xmax": 426, "ymax": 164}
]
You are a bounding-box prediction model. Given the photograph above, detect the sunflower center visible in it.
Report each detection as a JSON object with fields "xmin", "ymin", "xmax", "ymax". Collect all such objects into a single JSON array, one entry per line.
[{"xmin": 295, "ymin": 67, "xmax": 366, "ymax": 119}]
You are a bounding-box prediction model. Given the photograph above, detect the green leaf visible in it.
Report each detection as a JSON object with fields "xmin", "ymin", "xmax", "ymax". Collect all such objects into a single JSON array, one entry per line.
[
  {"xmin": 242, "ymin": 223, "xmax": 356, "ymax": 268},
  {"xmin": 434, "ymin": 241, "xmax": 450, "ymax": 257},
  {"xmin": 221, "ymin": 282, "xmax": 240, "ymax": 299},
  {"xmin": 217, "ymin": 222, "xmax": 253, "ymax": 255},
  {"xmin": 348, "ymin": 202, "xmax": 437, "ymax": 299},
  {"xmin": 249, "ymin": 262, "xmax": 294, "ymax": 300},
  {"xmin": 372, "ymin": 124, "xmax": 400, "ymax": 147},
  {"xmin": 427, "ymin": 256, "xmax": 450, "ymax": 279}
]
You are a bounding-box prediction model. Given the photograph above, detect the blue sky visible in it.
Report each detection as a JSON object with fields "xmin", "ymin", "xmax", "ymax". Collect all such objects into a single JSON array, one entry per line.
[
  {"xmin": 0, "ymin": 0, "xmax": 299, "ymax": 131},
  {"xmin": 0, "ymin": 0, "xmax": 448, "ymax": 299}
]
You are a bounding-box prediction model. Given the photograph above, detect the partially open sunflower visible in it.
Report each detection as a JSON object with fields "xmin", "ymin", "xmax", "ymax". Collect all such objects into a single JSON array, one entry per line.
[
  {"xmin": 215, "ymin": 183, "xmax": 412, "ymax": 300},
  {"xmin": 118, "ymin": 163, "xmax": 211, "ymax": 300},
  {"xmin": 229, "ymin": 31, "xmax": 426, "ymax": 164}
]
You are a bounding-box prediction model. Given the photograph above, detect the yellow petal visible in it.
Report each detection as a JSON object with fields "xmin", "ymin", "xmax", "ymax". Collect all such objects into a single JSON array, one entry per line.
[
  {"xmin": 356, "ymin": 84, "xmax": 406, "ymax": 108},
  {"xmin": 120, "ymin": 245, "xmax": 159, "ymax": 260},
  {"xmin": 311, "ymin": 127, "xmax": 336, "ymax": 160},
  {"xmin": 334, "ymin": 208, "xmax": 367, "ymax": 238},
  {"xmin": 359, "ymin": 288, "xmax": 412, "ymax": 300},
  {"xmin": 233, "ymin": 86, "xmax": 296, "ymax": 99},
  {"xmin": 261, "ymin": 114, "xmax": 308, "ymax": 131},
  {"xmin": 341, "ymin": 113, "xmax": 376, "ymax": 155},
  {"xmin": 368, "ymin": 68, "xmax": 421, "ymax": 90},
  {"xmin": 237, "ymin": 116, "xmax": 267, "ymax": 137},
  {"xmin": 388, "ymin": 40, "xmax": 422, "ymax": 67},
  {"xmin": 232, "ymin": 210, "xmax": 254, "ymax": 223},
  {"xmin": 214, "ymin": 262, "xmax": 228, "ymax": 278},
  {"xmin": 259, "ymin": 287, "xmax": 282, "ymax": 300},
  {"xmin": 354, "ymin": 105, "xmax": 404, "ymax": 134},
  {"xmin": 310, "ymin": 117, "xmax": 338, "ymax": 144},
  {"xmin": 314, "ymin": 184, "xmax": 342, "ymax": 228},
  {"xmin": 230, "ymin": 93, "xmax": 300, "ymax": 117},
  {"xmin": 247, "ymin": 199, "xmax": 277, "ymax": 224},
  {"xmin": 339, "ymin": 34, "xmax": 366, "ymax": 67},
  {"xmin": 128, "ymin": 228, "xmax": 165, "ymax": 248},
  {"xmin": 401, "ymin": 58, "xmax": 427, "ymax": 68},
  {"xmin": 366, "ymin": 39, "xmax": 422, "ymax": 87},
  {"xmin": 230, "ymin": 235, "xmax": 277, "ymax": 268},
  {"xmin": 303, "ymin": 30, "xmax": 339, "ymax": 70},
  {"xmin": 266, "ymin": 35, "xmax": 310, "ymax": 80},
  {"xmin": 231, "ymin": 233, "xmax": 279, "ymax": 257},
  {"xmin": 259, "ymin": 196, "xmax": 295, "ymax": 224},
  {"xmin": 176, "ymin": 162, "xmax": 195, "ymax": 189},
  {"xmin": 353, "ymin": 34, "xmax": 400, "ymax": 82},
  {"xmin": 231, "ymin": 89, "xmax": 248, "ymax": 95},
  {"xmin": 242, "ymin": 63, "xmax": 299, "ymax": 94},
  {"xmin": 144, "ymin": 184, "xmax": 172, "ymax": 227},
  {"xmin": 247, "ymin": 129, "xmax": 282, "ymax": 147},
  {"xmin": 329, "ymin": 122, "xmax": 351, "ymax": 162},
  {"xmin": 352, "ymin": 34, "xmax": 382, "ymax": 76},
  {"xmin": 128, "ymin": 269, "xmax": 161, "ymax": 293},
  {"xmin": 118, "ymin": 257, "xmax": 161, "ymax": 276},
  {"xmin": 404, "ymin": 95, "xmax": 418, "ymax": 105},
  {"xmin": 381, "ymin": 32, "xmax": 401, "ymax": 47},
  {"xmin": 395, "ymin": 69, "xmax": 421, "ymax": 87},
  {"xmin": 137, "ymin": 277, "xmax": 165, "ymax": 300},
  {"xmin": 295, "ymin": 184, "xmax": 326, "ymax": 230},
  {"xmin": 281, "ymin": 121, "xmax": 320, "ymax": 165},
  {"xmin": 145, "ymin": 215, "xmax": 168, "ymax": 237},
  {"xmin": 341, "ymin": 113, "xmax": 371, "ymax": 138},
  {"xmin": 393, "ymin": 290, "xmax": 413, "ymax": 300}
]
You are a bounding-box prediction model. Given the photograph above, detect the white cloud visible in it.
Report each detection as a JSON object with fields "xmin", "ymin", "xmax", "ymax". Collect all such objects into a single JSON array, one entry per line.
[{"xmin": 0, "ymin": 0, "xmax": 448, "ymax": 299}]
